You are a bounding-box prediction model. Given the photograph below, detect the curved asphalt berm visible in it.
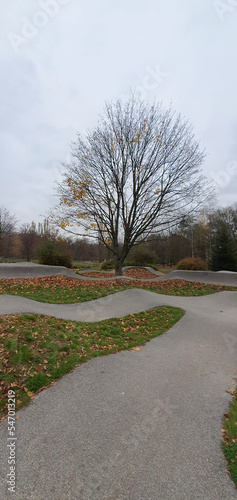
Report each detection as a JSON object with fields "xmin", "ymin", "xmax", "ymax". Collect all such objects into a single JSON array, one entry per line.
[
  {"xmin": 1, "ymin": 262, "xmax": 237, "ymax": 286},
  {"xmin": 0, "ymin": 265, "xmax": 237, "ymax": 499}
]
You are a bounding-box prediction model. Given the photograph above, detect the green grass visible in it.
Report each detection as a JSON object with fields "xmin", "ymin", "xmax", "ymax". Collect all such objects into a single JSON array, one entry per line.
[
  {"xmin": 222, "ymin": 390, "xmax": 237, "ymax": 486},
  {"xmin": 72, "ymin": 260, "xmax": 101, "ymax": 270},
  {"xmin": 0, "ymin": 276, "xmax": 236, "ymax": 304},
  {"xmin": 157, "ymin": 268, "xmax": 172, "ymax": 274},
  {"xmin": 0, "ymin": 258, "xmax": 25, "ymax": 263},
  {"xmin": 0, "ymin": 306, "xmax": 184, "ymax": 417},
  {"xmin": 0, "ymin": 282, "xmax": 126, "ymax": 304}
]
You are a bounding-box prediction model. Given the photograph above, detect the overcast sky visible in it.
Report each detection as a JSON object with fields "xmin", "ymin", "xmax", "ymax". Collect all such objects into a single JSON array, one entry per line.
[{"xmin": 0, "ymin": 0, "xmax": 236, "ymax": 227}]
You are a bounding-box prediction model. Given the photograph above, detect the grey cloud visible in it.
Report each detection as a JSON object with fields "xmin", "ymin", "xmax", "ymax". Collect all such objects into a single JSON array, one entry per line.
[{"xmin": 0, "ymin": 0, "xmax": 236, "ymax": 224}]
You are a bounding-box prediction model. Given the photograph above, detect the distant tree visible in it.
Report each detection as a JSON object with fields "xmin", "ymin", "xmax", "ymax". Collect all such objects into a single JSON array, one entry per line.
[
  {"xmin": 208, "ymin": 205, "xmax": 237, "ymax": 271},
  {"xmin": 178, "ymin": 215, "xmax": 196, "ymax": 257},
  {"xmin": 53, "ymin": 96, "xmax": 213, "ymax": 275},
  {"xmin": 69, "ymin": 237, "xmax": 100, "ymax": 262},
  {"xmin": 210, "ymin": 224, "xmax": 237, "ymax": 271},
  {"xmin": 166, "ymin": 233, "xmax": 190, "ymax": 266},
  {"xmin": 178, "ymin": 212, "xmax": 210, "ymax": 263},
  {"xmin": 192, "ymin": 219, "xmax": 210, "ymax": 262},
  {"xmin": 11, "ymin": 234, "xmax": 23, "ymax": 259},
  {"xmin": 208, "ymin": 205, "xmax": 237, "ymax": 240},
  {"xmin": 146, "ymin": 234, "xmax": 166, "ymax": 266},
  {"xmin": 0, "ymin": 207, "xmax": 18, "ymax": 257},
  {"xmin": 20, "ymin": 222, "xmax": 38, "ymax": 262}
]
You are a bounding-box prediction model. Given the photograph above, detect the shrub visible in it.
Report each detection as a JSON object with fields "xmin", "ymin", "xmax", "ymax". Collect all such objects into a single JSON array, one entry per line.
[
  {"xmin": 101, "ymin": 259, "xmax": 114, "ymax": 270},
  {"xmin": 128, "ymin": 245, "xmax": 156, "ymax": 266},
  {"xmin": 37, "ymin": 239, "xmax": 72, "ymax": 268},
  {"xmin": 176, "ymin": 257, "xmax": 207, "ymax": 271},
  {"xmin": 123, "ymin": 259, "xmax": 136, "ymax": 267}
]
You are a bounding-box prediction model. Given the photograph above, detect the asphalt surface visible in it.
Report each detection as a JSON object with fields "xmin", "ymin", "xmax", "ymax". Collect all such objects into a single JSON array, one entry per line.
[
  {"xmin": 1, "ymin": 262, "xmax": 237, "ymax": 286},
  {"xmin": 0, "ymin": 264, "xmax": 237, "ymax": 499},
  {"xmin": 0, "ymin": 263, "xmax": 84, "ymax": 280}
]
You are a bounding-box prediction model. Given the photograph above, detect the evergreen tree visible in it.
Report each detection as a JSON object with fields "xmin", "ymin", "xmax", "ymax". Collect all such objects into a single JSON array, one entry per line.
[{"xmin": 210, "ymin": 225, "xmax": 237, "ymax": 271}]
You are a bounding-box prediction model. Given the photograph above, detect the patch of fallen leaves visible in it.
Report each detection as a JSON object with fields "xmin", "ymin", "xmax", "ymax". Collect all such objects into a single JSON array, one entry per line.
[
  {"xmin": 79, "ymin": 271, "xmax": 115, "ymax": 278},
  {"xmin": 0, "ymin": 275, "xmax": 235, "ymax": 302},
  {"xmin": 78, "ymin": 268, "xmax": 158, "ymax": 279},
  {"xmin": 123, "ymin": 268, "xmax": 158, "ymax": 279}
]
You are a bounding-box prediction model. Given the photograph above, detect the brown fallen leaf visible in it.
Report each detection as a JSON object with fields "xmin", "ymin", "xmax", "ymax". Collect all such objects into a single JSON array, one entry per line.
[
  {"xmin": 226, "ymin": 389, "xmax": 235, "ymax": 395},
  {"xmin": 131, "ymin": 347, "xmax": 140, "ymax": 352},
  {"xmin": 35, "ymin": 365, "xmax": 43, "ymax": 372}
]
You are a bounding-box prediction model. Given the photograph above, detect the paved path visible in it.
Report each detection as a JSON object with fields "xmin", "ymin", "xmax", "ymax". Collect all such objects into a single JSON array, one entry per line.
[{"xmin": 0, "ymin": 265, "xmax": 237, "ymax": 499}]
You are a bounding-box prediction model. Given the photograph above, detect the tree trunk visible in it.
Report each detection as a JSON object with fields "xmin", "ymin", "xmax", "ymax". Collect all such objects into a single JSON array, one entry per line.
[{"xmin": 115, "ymin": 258, "xmax": 123, "ymax": 276}]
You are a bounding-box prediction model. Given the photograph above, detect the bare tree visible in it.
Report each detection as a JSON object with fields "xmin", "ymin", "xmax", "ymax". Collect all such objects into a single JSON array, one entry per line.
[
  {"xmin": 53, "ymin": 96, "xmax": 213, "ymax": 275},
  {"xmin": 0, "ymin": 207, "xmax": 18, "ymax": 257},
  {"xmin": 20, "ymin": 222, "xmax": 38, "ymax": 262}
]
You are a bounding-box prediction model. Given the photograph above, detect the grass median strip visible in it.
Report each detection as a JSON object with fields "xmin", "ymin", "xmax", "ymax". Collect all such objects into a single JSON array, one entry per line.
[
  {"xmin": 0, "ymin": 276, "xmax": 236, "ymax": 303},
  {"xmin": 0, "ymin": 306, "xmax": 184, "ymax": 419},
  {"xmin": 222, "ymin": 390, "xmax": 237, "ymax": 486}
]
